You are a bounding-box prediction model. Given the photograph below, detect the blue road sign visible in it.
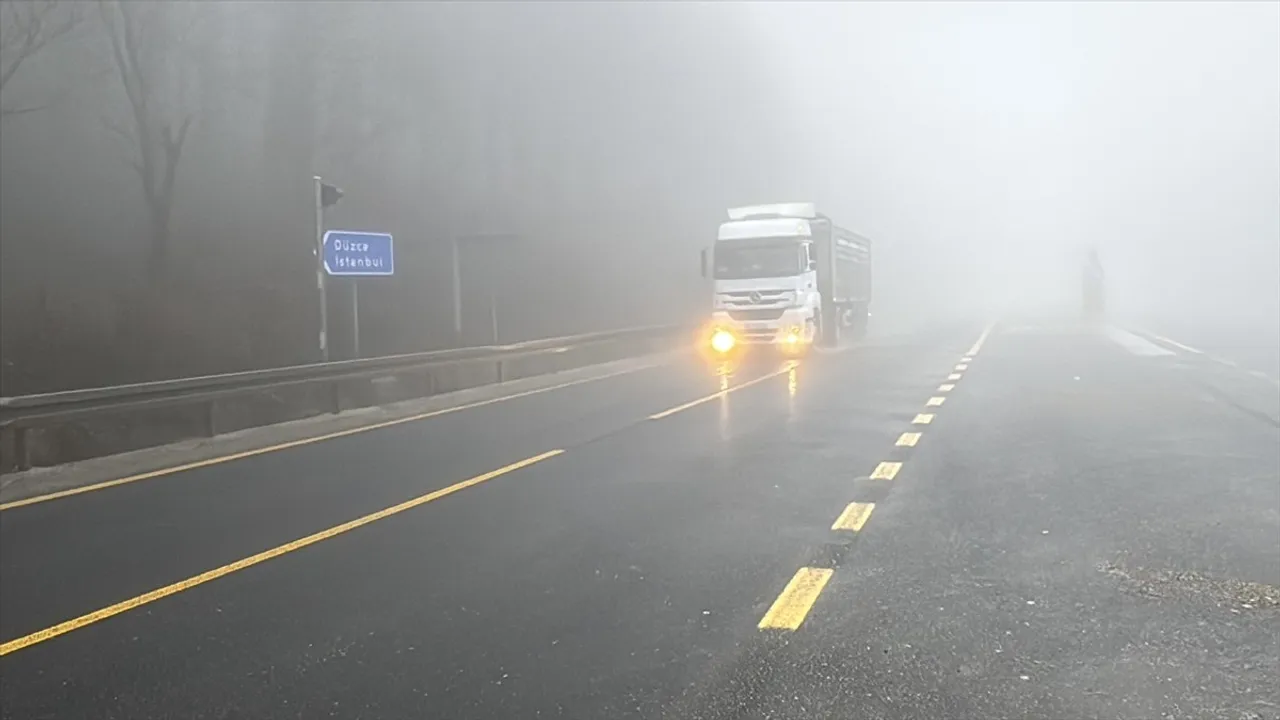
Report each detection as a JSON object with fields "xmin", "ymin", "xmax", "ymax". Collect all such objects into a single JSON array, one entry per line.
[{"xmin": 323, "ymin": 230, "xmax": 394, "ymax": 276}]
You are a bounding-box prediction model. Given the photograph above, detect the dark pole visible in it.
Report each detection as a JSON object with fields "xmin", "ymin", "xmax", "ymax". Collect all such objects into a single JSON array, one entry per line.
[{"xmin": 314, "ymin": 175, "xmax": 329, "ymax": 362}]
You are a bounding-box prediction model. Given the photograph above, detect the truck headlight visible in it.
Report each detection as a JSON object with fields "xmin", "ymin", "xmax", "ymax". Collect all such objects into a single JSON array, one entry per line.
[
  {"xmin": 710, "ymin": 329, "xmax": 736, "ymax": 353},
  {"xmin": 784, "ymin": 326, "xmax": 801, "ymax": 344}
]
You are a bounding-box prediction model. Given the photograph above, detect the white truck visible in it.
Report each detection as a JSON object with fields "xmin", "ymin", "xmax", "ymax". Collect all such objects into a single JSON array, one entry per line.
[{"xmin": 700, "ymin": 203, "xmax": 872, "ymax": 354}]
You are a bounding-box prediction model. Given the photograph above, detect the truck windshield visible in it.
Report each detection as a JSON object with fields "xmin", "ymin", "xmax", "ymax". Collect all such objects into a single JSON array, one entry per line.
[{"xmin": 714, "ymin": 242, "xmax": 803, "ymax": 280}]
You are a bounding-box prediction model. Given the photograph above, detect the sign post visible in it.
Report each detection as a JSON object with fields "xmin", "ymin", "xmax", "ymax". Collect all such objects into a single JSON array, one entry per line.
[
  {"xmin": 454, "ymin": 233, "xmax": 518, "ymax": 345},
  {"xmin": 322, "ymin": 230, "xmax": 394, "ymax": 359},
  {"xmin": 352, "ymin": 283, "xmax": 361, "ymax": 357},
  {"xmin": 314, "ymin": 176, "xmax": 345, "ymax": 361},
  {"xmin": 451, "ymin": 237, "xmax": 463, "ymax": 339},
  {"xmin": 490, "ymin": 290, "xmax": 499, "ymax": 344},
  {"xmin": 313, "ymin": 177, "xmax": 329, "ymax": 361}
]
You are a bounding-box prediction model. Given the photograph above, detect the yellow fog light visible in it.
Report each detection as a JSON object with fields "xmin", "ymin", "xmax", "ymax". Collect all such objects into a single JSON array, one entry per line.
[
  {"xmin": 785, "ymin": 326, "xmax": 802, "ymax": 344},
  {"xmin": 710, "ymin": 329, "xmax": 736, "ymax": 353}
]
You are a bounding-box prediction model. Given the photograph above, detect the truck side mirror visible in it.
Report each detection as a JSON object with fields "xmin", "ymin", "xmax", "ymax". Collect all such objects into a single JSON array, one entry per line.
[
  {"xmin": 700, "ymin": 249, "xmax": 708, "ymax": 278},
  {"xmin": 808, "ymin": 259, "xmax": 817, "ymax": 270}
]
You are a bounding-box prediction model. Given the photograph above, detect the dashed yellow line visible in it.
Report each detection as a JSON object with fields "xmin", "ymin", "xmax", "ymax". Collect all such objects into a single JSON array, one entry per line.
[
  {"xmin": 648, "ymin": 364, "xmax": 793, "ymax": 420},
  {"xmin": 0, "ymin": 363, "xmax": 657, "ymax": 512},
  {"xmin": 0, "ymin": 450, "xmax": 564, "ymax": 657},
  {"xmin": 967, "ymin": 321, "xmax": 995, "ymax": 356},
  {"xmin": 773, "ymin": 324, "xmax": 996, "ymax": 635},
  {"xmin": 832, "ymin": 502, "xmax": 875, "ymax": 532},
  {"xmin": 757, "ymin": 567, "xmax": 834, "ymax": 630},
  {"xmin": 781, "ymin": 328, "xmax": 1001, "ymax": 636},
  {"xmin": 870, "ymin": 461, "xmax": 902, "ymax": 480}
]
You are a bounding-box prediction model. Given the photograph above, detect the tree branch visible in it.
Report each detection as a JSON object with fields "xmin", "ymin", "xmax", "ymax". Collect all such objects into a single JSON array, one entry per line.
[
  {"xmin": 100, "ymin": 112, "xmax": 135, "ymax": 146},
  {"xmin": 158, "ymin": 114, "xmax": 193, "ymax": 203},
  {"xmin": 97, "ymin": 0, "xmax": 199, "ymax": 283},
  {"xmin": 1, "ymin": 100, "xmax": 52, "ymax": 117},
  {"xmin": 0, "ymin": 0, "xmax": 83, "ymax": 115}
]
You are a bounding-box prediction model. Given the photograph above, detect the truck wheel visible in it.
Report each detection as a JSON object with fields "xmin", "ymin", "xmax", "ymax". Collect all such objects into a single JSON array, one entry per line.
[
  {"xmin": 820, "ymin": 307, "xmax": 839, "ymax": 348},
  {"xmin": 849, "ymin": 305, "xmax": 869, "ymax": 340}
]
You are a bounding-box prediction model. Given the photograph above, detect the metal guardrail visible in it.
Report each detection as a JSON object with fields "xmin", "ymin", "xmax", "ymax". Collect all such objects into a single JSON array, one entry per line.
[{"xmin": 0, "ymin": 324, "xmax": 685, "ymax": 471}]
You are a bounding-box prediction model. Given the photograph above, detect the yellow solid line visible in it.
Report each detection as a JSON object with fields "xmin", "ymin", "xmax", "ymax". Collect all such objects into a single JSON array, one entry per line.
[
  {"xmin": 955, "ymin": 364, "xmax": 969, "ymax": 371},
  {"xmin": 832, "ymin": 502, "xmax": 875, "ymax": 532},
  {"xmin": 926, "ymin": 396, "xmax": 946, "ymax": 407},
  {"xmin": 0, "ymin": 450, "xmax": 564, "ymax": 657},
  {"xmin": 870, "ymin": 461, "xmax": 902, "ymax": 480},
  {"xmin": 912, "ymin": 413, "xmax": 934, "ymax": 425},
  {"xmin": 896, "ymin": 432, "xmax": 921, "ymax": 447},
  {"xmin": 0, "ymin": 364, "xmax": 652, "ymax": 513},
  {"xmin": 947, "ymin": 373, "xmax": 962, "ymax": 381},
  {"xmin": 938, "ymin": 383, "xmax": 955, "ymax": 392},
  {"xmin": 757, "ymin": 567, "xmax": 834, "ymax": 630},
  {"xmin": 648, "ymin": 364, "xmax": 793, "ymax": 420}
]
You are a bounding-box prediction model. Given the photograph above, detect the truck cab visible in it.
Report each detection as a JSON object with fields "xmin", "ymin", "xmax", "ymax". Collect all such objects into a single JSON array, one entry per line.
[{"xmin": 704, "ymin": 204, "xmax": 823, "ymax": 355}]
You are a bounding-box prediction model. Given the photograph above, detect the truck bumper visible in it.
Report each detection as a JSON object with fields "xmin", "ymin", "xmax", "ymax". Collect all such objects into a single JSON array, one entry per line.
[{"xmin": 706, "ymin": 308, "xmax": 816, "ymax": 355}]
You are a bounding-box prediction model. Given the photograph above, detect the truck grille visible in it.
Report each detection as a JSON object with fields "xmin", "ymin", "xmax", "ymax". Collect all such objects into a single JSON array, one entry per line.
[
  {"xmin": 721, "ymin": 290, "xmax": 792, "ymax": 304},
  {"xmin": 727, "ymin": 308, "xmax": 786, "ymax": 322}
]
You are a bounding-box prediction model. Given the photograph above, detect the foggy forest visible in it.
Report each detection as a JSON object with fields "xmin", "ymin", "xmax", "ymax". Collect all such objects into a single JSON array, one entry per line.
[{"xmin": 2, "ymin": 1, "xmax": 1277, "ymax": 395}]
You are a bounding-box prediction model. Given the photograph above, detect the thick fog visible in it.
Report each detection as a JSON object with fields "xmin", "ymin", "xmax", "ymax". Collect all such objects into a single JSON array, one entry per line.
[
  {"xmin": 2, "ymin": 2, "xmax": 1278, "ymax": 393},
  {"xmin": 752, "ymin": 2, "xmax": 1280, "ymax": 328}
]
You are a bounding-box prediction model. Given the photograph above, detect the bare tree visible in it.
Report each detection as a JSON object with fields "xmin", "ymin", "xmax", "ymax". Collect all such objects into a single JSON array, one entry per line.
[
  {"xmin": 0, "ymin": 0, "xmax": 83, "ymax": 116},
  {"xmin": 98, "ymin": 0, "xmax": 197, "ymax": 282}
]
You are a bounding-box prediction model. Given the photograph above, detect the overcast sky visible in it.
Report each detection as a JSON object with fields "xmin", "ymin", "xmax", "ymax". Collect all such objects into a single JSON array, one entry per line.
[{"xmin": 744, "ymin": 1, "xmax": 1280, "ymax": 325}]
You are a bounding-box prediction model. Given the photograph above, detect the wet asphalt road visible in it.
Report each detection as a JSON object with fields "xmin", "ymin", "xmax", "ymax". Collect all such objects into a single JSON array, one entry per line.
[
  {"xmin": 1134, "ymin": 314, "xmax": 1280, "ymax": 382},
  {"xmin": 1, "ymin": 318, "xmax": 1277, "ymax": 720}
]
